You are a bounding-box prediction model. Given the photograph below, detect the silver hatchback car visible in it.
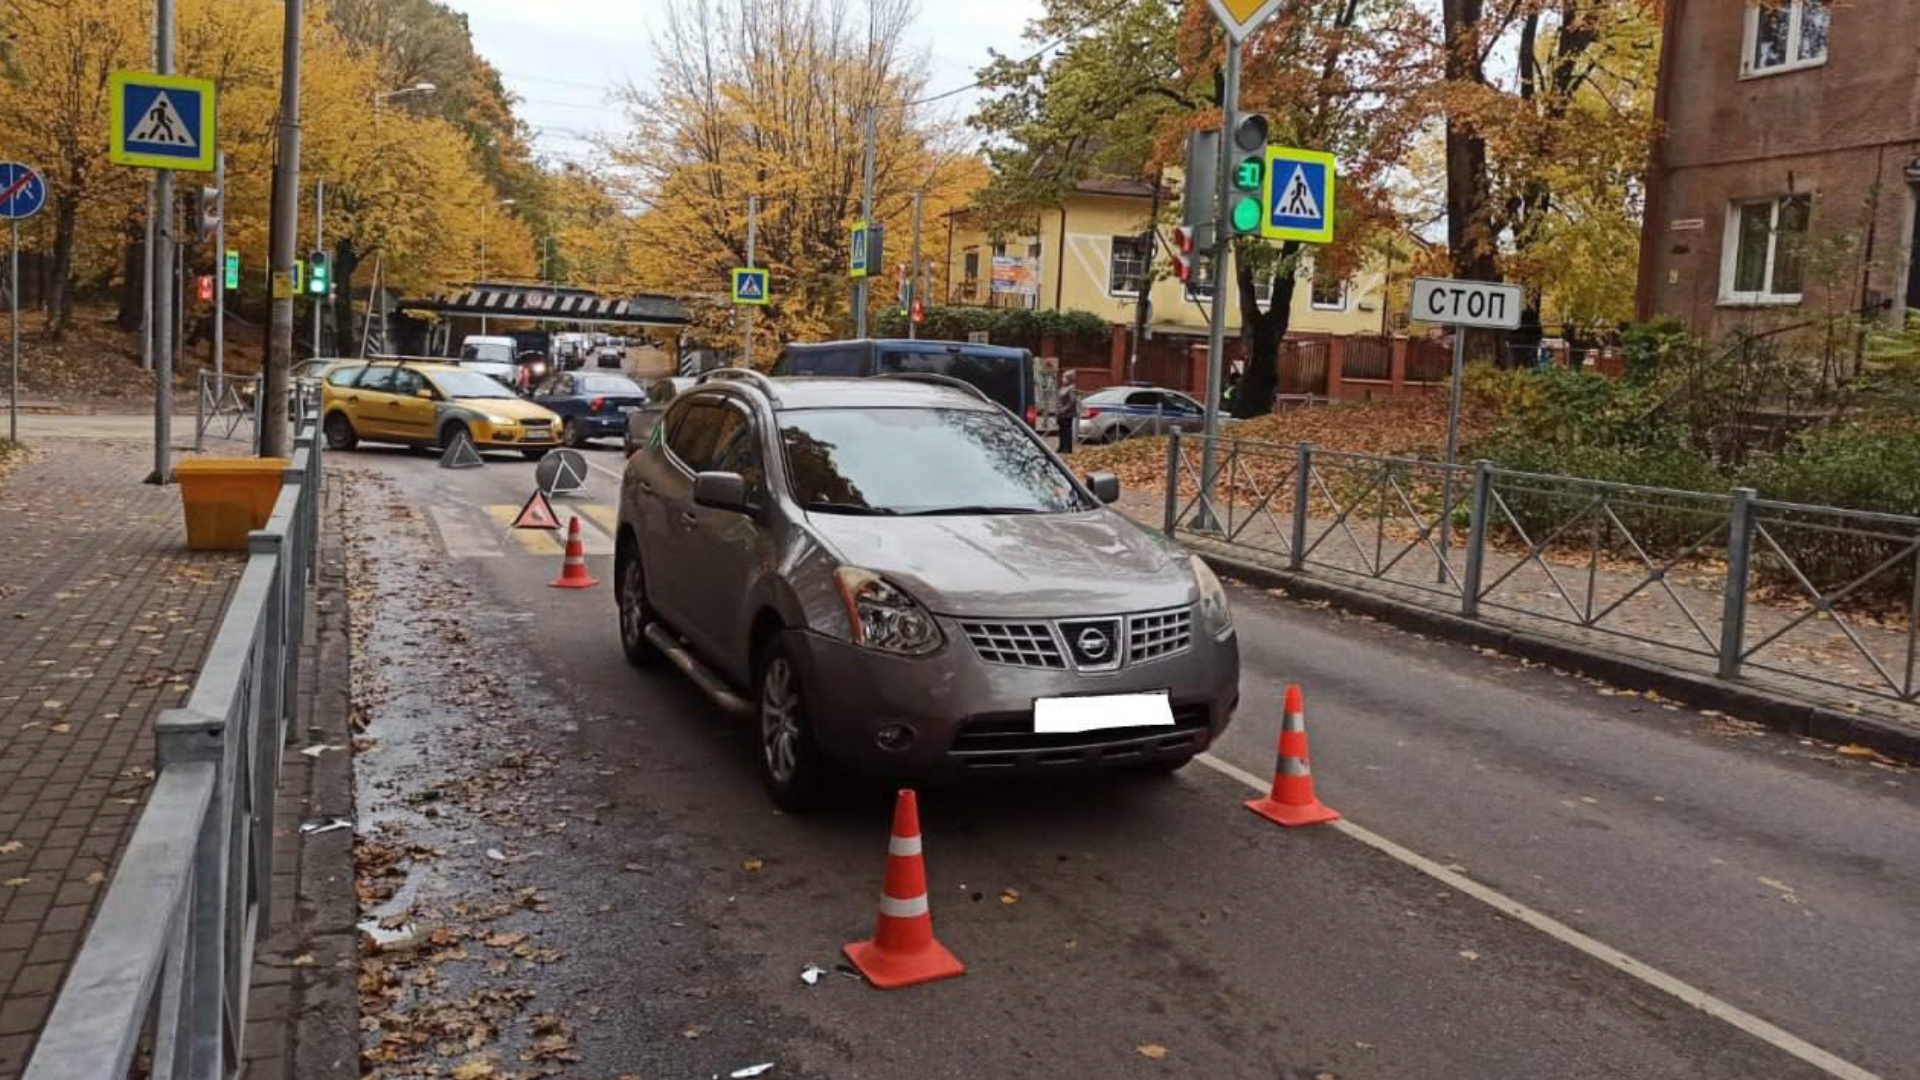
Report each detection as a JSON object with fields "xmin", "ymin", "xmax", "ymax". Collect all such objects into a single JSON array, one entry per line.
[{"xmin": 614, "ymin": 370, "xmax": 1239, "ymax": 808}]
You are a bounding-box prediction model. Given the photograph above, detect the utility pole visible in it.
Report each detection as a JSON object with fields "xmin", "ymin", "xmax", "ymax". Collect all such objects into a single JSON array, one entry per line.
[
  {"xmin": 312, "ymin": 178, "xmax": 323, "ymax": 358},
  {"xmin": 148, "ymin": 0, "xmax": 176, "ymax": 483},
  {"xmin": 743, "ymin": 194, "xmax": 757, "ymax": 367},
  {"xmin": 213, "ymin": 151, "xmax": 224, "ymax": 393},
  {"xmin": 1197, "ymin": 40, "xmax": 1240, "ymax": 529},
  {"xmin": 907, "ymin": 190, "xmax": 922, "ymax": 341},
  {"xmin": 263, "ymin": 0, "xmax": 302, "ymax": 457},
  {"xmin": 856, "ymin": 107, "xmax": 875, "ymax": 338},
  {"xmin": 140, "ymin": 0, "xmax": 155, "ymax": 375}
]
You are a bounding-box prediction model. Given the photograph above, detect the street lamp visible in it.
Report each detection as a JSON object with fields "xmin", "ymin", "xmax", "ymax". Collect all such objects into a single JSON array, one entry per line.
[
  {"xmin": 375, "ymin": 81, "xmax": 437, "ymax": 105},
  {"xmin": 480, "ymin": 197, "xmax": 516, "ymax": 333}
]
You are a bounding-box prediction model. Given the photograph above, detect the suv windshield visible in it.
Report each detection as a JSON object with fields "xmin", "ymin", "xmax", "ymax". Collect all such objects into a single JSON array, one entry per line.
[
  {"xmin": 781, "ymin": 407, "xmax": 1090, "ymax": 516},
  {"xmin": 429, "ymin": 370, "xmax": 517, "ymax": 399}
]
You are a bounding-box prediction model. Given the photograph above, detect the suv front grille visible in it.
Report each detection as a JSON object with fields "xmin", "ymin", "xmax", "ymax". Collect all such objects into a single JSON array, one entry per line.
[
  {"xmin": 961, "ymin": 607, "xmax": 1196, "ymax": 671},
  {"xmin": 1128, "ymin": 608, "xmax": 1193, "ymax": 662},
  {"xmin": 961, "ymin": 621, "xmax": 1067, "ymax": 670},
  {"xmin": 950, "ymin": 702, "xmax": 1212, "ymax": 767}
]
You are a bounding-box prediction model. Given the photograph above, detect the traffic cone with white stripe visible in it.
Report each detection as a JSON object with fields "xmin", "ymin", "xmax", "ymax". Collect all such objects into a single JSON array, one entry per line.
[
  {"xmin": 1246, "ymin": 684, "xmax": 1340, "ymax": 827},
  {"xmin": 843, "ymin": 789, "xmax": 965, "ymax": 989},
  {"xmin": 548, "ymin": 516, "xmax": 599, "ymax": 589}
]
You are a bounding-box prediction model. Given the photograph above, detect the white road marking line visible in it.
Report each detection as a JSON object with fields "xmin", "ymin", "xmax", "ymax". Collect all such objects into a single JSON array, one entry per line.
[
  {"xmin": 1192, "ymin": 752, "xmax": 1886, "ymax": 1080},
  {"xmin": 429, "ymin": 505, "xmax": 502, "ymax": 559},
  {"xmin": 585, "ymin": 458, "xmax": 624, "ymax": 482}
]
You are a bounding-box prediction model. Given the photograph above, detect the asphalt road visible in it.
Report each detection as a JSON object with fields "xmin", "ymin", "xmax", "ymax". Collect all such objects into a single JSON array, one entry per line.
[{"xmin": 339, "ymin": 438, "xmax": 1917, "ymax": 1080}]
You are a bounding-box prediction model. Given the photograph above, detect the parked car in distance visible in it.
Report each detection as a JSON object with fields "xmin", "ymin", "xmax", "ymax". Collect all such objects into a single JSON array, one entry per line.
[
  {"xmin": 529, "ymin": 371, "xmax": 648, "ymax": 448},
  {"xmin": 625, "ymin": 376, "xmax": 694, "ymax": 454},
  {"xmin": 1077, "ymin": 386, "xmax": 1206, "ymax": 444},
  {"xmin": 321, "ymin": 360, "xmax": 561, "ymax": 459},
  {"xmin": 772, "ymin": 339, "xmax": 1040, "ymax": 426},
  {"xmin": 614, "ymin": 369, "xmax": 1240, "ymax": 809},
  {"xmin": 458, "ymin": 335, "xmax": 519, "ymax": 387}
]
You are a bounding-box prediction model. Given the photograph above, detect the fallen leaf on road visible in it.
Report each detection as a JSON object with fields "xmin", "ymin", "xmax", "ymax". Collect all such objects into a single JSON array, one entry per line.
[
  {"xmin": 450, "ymin": 1056, "xmax": 496, "ymax": 1079},
  {"xmin": 48, "ymin": 723, "xmax": 70, "ymax": 734},
  {"xmin": 0, "ymin": 841, "xmax": 22, "ymax": 855},
  {"xmin": 1137, "ymin": 1043, "xmax": 1168, "ymax": 1060},
  {"xmin": 485, "ymin": 848, "xmax": 507, "ymax": 862},
  {"xmin": 1000, "ymin": 888, "xmax": 1021, "ymax": 905},
  {"xmin": 3, "ymin": 878, "xmax": 28, "ymax": 887},
  {"xmin": 300, "ymin": 744, "xmax": 343, "ymax": 758},
  {"xmin": 484, "ymin": 932, "xmax": 527, "ymax": 948},
  {"xmin": 84, "ymin": 870, "xmax": 105, "ymax": 885},
  {"xmin": 291, "ymin": 953, "xmax": 316, "ymax": 966},
  {"xmin": 742, "ymin": 857, "xmax": 764, "ymax": 873},
  {"xmin": 800, "ymin": 964, "xmax": 826, "ymax": 986},
  {"xmin": 1458, "ymin": 950, "xmax": 1481, "ymax": 961},
  {"xmin": 731, "ymin": 1064, "xmax": 775, "ymax": 1078},
  {"xmin": 681, "ymin": 1025, "xmax": 707, "ymax": 1040}
]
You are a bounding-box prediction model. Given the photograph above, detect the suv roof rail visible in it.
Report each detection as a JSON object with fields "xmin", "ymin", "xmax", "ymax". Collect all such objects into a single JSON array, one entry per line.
[
  {"xmin": 695, "ymin": 366, "xmax": 781, "ymax": 403},
  {"xmin": 873, "ymin": 371, "xmax": 992, "ymax": 404}
]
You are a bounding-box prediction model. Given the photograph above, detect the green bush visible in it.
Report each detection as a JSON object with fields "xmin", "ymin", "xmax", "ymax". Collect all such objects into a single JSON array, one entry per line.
[
  {"xmin": 870, "ymin": 305, "xmax": 1109, "ymax": 350},
  {"xmin": 1740, "ymin": 425, "xmax": 1920, "ymax": 597},
  {"xmin": 1619, "ymin": 319, "xmax": 1694, "ymax": 383}
]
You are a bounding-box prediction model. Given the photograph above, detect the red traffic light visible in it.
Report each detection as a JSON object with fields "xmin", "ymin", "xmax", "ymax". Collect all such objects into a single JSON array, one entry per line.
[{"xmin": 1171, "ymin": 226, "xmax": 1194, "ymax": 282}]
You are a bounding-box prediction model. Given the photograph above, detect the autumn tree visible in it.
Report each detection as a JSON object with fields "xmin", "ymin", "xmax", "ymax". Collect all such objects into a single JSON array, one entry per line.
[{"xmin": 604, "ymin": 0, "xmax": 979, "ymax": 353}]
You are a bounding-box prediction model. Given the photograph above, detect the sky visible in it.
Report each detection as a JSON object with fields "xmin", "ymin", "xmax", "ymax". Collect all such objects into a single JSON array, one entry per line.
[{"xmin": 450, "ymin": 0, "xmax": 1048, "ymax": 168}]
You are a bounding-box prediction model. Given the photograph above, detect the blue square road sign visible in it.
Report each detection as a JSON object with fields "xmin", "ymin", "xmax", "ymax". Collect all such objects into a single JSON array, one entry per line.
[
  {"xmin": 1260, "ymin": 147, "xmax": 1336, "ymax": 244},
  {"xmin": 732, "ymin": 267, "xmax": 770, "ymax": 305}
]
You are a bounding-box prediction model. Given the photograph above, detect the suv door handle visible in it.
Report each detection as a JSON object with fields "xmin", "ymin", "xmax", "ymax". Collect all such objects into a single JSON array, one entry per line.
[
  {"xmin": 637, "ymin": 481, "xmax": 654, "ymax": 494},
  {"xmin": 677, "ymin": 511, "xmax": 698, "ymax": 530}
]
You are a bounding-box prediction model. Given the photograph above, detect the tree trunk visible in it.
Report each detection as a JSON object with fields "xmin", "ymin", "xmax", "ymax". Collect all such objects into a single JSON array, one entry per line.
[
  {"xmin": 1231, "ymin": 241, "xmax": 1294, "ymax": 418},
  {"xmin": 1442, "ymin": 0, "xmax": 1499, "ymax": 283},
  {"xmin": 116, "ymin": 223, "xmax": 145, "ymax": 331},
  {"xmin": 43, "ymin": 188, "xmax": 80, "ymax": 339}
]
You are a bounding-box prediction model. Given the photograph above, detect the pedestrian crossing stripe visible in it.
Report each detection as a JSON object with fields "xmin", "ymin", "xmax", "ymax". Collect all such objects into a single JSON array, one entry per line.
[{"xmin": 469, "ymin": 503, "xmax": 618, "ymax": 557}]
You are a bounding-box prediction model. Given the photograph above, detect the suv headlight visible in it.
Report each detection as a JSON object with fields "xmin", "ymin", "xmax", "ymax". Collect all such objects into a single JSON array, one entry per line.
[
  {"xmin": 484, "ymin": 414, "xmax": 516, "ymax": 425},
  {"xmin": 1192, "ymin": 555, "xmax": 1234, "ymax": 641},
  {"xmin": 834, "ymin": 567, "xmax": 942, "ymax": 656}
]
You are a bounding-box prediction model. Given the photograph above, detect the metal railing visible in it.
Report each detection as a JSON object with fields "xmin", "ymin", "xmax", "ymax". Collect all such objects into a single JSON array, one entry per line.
[
  {"xmin": 1166, "ymin": 432, "xmax": 1920, "ymax": 712},
  {"xmin": 24, "ymin": 415, "xmax": 324, "ymax": 1080},
  {"xmin": 194, "ymin": 373, "xmax": 322, "ymax": 454}
]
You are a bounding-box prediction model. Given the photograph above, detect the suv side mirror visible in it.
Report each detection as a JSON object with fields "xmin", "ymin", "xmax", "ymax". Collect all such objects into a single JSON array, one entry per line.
[
  {"xmin": 415, "ymin": 388, "xmax": 434, "ymax": 400},
  {"xmin": 1085, "ymin": 471, "xmax": 1121, "ymax": 505},
  {"xmin": 693, "ymin": 471, "xmax": 751, "ymax": 514}
]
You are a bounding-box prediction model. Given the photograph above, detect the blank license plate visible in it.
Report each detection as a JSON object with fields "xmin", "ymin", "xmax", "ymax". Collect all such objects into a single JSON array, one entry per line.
[
  {"xmin": 1033, "ymin": 692, "xmax": 1173, "ymax": 735},
  {"xmin": 619, "ymin": 405, "xmax": 639, "ymax": 413}
]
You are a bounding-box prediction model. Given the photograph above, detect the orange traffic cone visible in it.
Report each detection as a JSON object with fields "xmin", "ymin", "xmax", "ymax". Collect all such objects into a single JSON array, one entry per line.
[
  {"xmin": 844, "ymin": 789, "xmax": 965, "ymax": 989},
  {"xmin": 548, "ymin": 516, "xmax": 599, "ymax": 589},
  {"xmin": 1246, "ymin": 684, "xmax": 1340, "ymax": 827}
]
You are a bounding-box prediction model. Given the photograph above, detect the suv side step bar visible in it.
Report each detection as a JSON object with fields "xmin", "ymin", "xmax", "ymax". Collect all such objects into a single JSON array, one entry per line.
[{"xmin": 644, "ymin": 623, "xmax": 753, "ymax": 715}]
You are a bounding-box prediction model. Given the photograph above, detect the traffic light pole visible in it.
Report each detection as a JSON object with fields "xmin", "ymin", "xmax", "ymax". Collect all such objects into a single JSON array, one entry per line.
[
  {"xmin": 1197, "ymin": 40, "xmax": 1240, "ymax": 530},
  {"xmin": 908, "ymin": 190, "xmax": 922, "ymax": 341},
  {"xmin": 263, "ymin": 0, "xmax": 302, "ymax": 458},
  {"xmin": 213, "ymin": 150, "xmax": 224, "ymax": 395},
  {"xmin": 148, "ymin": 0, "xmax": 175, "ymax": 483},
  {"xmin": 856, "ymin": 107, "xmax": 875, "ymax": 339},
  {"xmin": 312, "ymin": 178, "xmax": 323, "ymax": 358},
  {"xmin": 744, "ymin": 194, "xmax": 757, "ymax": 367}
]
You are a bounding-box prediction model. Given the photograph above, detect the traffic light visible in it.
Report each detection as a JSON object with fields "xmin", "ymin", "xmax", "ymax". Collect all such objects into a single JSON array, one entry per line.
[
  {"xmin": 291, "ymin": 260, "xmax": 304, "ymax": 294},
  {"xmin": 1170, "ymin": 226, "xmax": 1195, "ymax": 283},
  {"xmin": 224, "ymin": 249, "xmax": 239, "ymax": 291},
  {"xmin": 1181, "ymin": 129, "xmax": 1219, "ymax": 229},
  {"xmin": 196, "ymin": 186, "xmax": 220, "ymax": 243},
  {"xmin": 1228, "ymin": 113, "xmax": 1270, "ymax": 236},
  {"xmin": 307, "ymin": 251, "xmax": 329, "ymax": 296}
]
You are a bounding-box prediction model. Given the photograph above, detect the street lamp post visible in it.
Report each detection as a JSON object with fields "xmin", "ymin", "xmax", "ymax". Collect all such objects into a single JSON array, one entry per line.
[{"xmin": 479, "ymin": 196, "xmax": 515, "ymax": 334}]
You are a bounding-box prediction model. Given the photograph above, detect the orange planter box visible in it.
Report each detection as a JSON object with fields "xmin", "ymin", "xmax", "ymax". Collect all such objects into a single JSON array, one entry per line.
[{"xmin": 174, "ymin": 457, "xmax": 289, "ymax": 551}]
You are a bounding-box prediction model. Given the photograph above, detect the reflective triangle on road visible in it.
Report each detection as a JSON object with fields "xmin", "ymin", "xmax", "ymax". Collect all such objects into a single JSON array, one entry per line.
[{"xmin": 511, "ymin": 489, "xmax": 560, "ymax": 530}]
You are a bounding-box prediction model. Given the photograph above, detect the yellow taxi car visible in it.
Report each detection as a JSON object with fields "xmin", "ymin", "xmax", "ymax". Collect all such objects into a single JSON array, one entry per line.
[{"xmin": 320, "ymin": 360, "xmax": 561, "ymax": 459}]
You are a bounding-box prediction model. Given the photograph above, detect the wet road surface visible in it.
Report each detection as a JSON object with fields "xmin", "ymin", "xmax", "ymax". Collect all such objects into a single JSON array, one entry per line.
[{"xmin": 338, "ymin": 440, "xmax": 1914, "ymax": 1079}]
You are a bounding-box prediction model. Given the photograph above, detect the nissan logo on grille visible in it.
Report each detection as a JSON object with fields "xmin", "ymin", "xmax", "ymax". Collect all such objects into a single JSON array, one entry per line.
[
  {"xmin": 1076, "ymin": 627, "xmax": 1111, "ymax": 661},
  {"xmin": 1059, "ymin": 618, "xmax": 1123, "ymax": 668}
]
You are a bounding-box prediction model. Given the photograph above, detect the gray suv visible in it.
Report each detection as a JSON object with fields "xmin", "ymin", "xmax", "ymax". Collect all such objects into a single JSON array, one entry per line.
[{"xmin": 614, "ymin": 370, "xmax": 1240, "ymax": 808}]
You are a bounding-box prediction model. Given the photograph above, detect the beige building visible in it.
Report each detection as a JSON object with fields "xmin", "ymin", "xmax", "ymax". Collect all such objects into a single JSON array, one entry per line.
[{"xmin": 942, "ymin": 178, "xmax": 1391, "ymax": 340}]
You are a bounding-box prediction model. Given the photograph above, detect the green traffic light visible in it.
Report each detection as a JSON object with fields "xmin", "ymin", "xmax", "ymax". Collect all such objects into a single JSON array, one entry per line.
[
  {"xmin": 1231, "ymin": 195, "xmax": 1262, "ymax": 233},
  {"xmin": 1234, "ymin": 157, "xmax": 1263, "ymax": 191}
]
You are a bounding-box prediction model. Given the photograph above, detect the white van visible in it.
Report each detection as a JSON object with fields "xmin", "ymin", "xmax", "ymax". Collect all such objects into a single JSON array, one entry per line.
[{"xmin": 458, "ymin": 335, "xmax": 518, "ymax": 387}]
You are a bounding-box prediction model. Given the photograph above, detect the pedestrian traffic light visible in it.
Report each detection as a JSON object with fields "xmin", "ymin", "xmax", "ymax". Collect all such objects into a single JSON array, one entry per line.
[
  {"xmin": 1229, "ymin": 113, "xmax": 1270, "ymax": 236},
  {"xmin": 224, "ymin": 249, "xmax": 239, "ymax": 291},
  {"xmin": 1171, "ymin": 226, "xmax": 1195, "ymax": 283},
  {"xmin": 196, "ymin": 186, "xmax": 220, "ymax": 243},
  {"xmin": 307, "ymin": 251, "xmax": 328, "ymax": 296}
]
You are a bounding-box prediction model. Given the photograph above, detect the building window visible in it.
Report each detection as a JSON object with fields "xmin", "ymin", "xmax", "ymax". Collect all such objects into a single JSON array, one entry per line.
[
  {"xmin": 1743, "ymin": 0, "xmax": 1830, "ymax": 76},
  {"xmin": 1109, "ymin": 235, "xmax": 1149, "ymax": 296},
  {"xmin": 1722, "ymin": 194, "xmax": 1811, "ymax": 304},
  {"xmin": 1309, "ymin": 266, "xmax": 1348, "ymax": 311},
  {"xmin": 961, "ymin": 247, "xmax": 979, "ymax": 302}
]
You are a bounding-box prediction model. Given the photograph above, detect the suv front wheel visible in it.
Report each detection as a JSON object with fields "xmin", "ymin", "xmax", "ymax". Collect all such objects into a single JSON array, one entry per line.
[
  {"xmin": 757, "ymin": 640, "xmax": 836, "ymax": 811},
  {"xmin": 615, "ymin": 540, "xmax": 656, "ymax": 667}
]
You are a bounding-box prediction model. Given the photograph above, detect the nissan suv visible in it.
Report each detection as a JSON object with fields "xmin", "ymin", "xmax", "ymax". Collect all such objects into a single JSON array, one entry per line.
[{"xmin": 614, "ymin": 370, "xmax": 1240, "ymax": 808}]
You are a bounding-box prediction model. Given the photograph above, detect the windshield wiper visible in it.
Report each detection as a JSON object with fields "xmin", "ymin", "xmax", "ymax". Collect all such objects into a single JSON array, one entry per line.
[
  {"xmin": 898, "ymin": 505, "xmax": 1045, "ymax": 516},
  {"xmin": 803, "ymin": 501, "xmax": 898, "ymax": 516}
]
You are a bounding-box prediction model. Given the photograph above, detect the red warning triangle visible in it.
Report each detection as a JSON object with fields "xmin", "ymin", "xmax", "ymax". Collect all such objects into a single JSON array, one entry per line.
[{"xmin": 511, "ymin": 489, "xmax": 560, "ymax": 530}]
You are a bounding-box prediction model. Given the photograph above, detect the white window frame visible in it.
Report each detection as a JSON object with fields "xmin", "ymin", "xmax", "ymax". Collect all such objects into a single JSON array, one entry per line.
[
  {"xmin": 1108, "ymin": 235, "xmax": 1148, "ymax": 298},
  {"xmin": 1309, "ymin": 274, "xmax": 1348, "ymax": 311},
  {"xmin": 1740, "ymin": 0, "xmax": 1830, "ymax": 79},
  {"xmin": 1718, "ymin": 194, "xmax": 1811, "ymax": 307},
  {"xmin": 1183, "ymin": 252, "xmax": 1216, "ymax": 302}
]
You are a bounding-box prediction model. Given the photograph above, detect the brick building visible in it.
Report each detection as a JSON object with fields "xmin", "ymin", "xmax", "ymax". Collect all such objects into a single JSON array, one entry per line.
[{"xmin": 1636, "ymin": 0, "xmax": 1920, "ymax": 343}]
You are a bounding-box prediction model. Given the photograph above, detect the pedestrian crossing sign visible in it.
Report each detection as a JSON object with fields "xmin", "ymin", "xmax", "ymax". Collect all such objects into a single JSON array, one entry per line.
[
  {"xmin": 1260, "ymin": 146, "xmax": 1336, "ymax": 244},
  {"xmin": 731, "ymin": 267, "xmax": 770, "ymax": 305},
  {"xmin": 109, "ymin": 71, "xmax": 216, "ymax": 172}
]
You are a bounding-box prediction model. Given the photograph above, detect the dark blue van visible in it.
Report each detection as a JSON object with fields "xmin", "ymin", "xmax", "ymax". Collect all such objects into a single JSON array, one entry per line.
[{"xmin": 771, "ymin": 339, "xmax": 1038, "ymax": 425}]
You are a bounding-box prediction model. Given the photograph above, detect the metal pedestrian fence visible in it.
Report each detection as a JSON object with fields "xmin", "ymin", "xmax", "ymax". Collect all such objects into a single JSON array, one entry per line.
[
  {"xmin": 23, "ymin": 413, "xmax": 323, "ymax": 1080},
  {"xmin": 194, "ymin": 373, "xmax": 321, "ymax": 454},
  {"xmin": 1165, "ymin": 432, "xmax": 1920, "ymax": 714}
]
